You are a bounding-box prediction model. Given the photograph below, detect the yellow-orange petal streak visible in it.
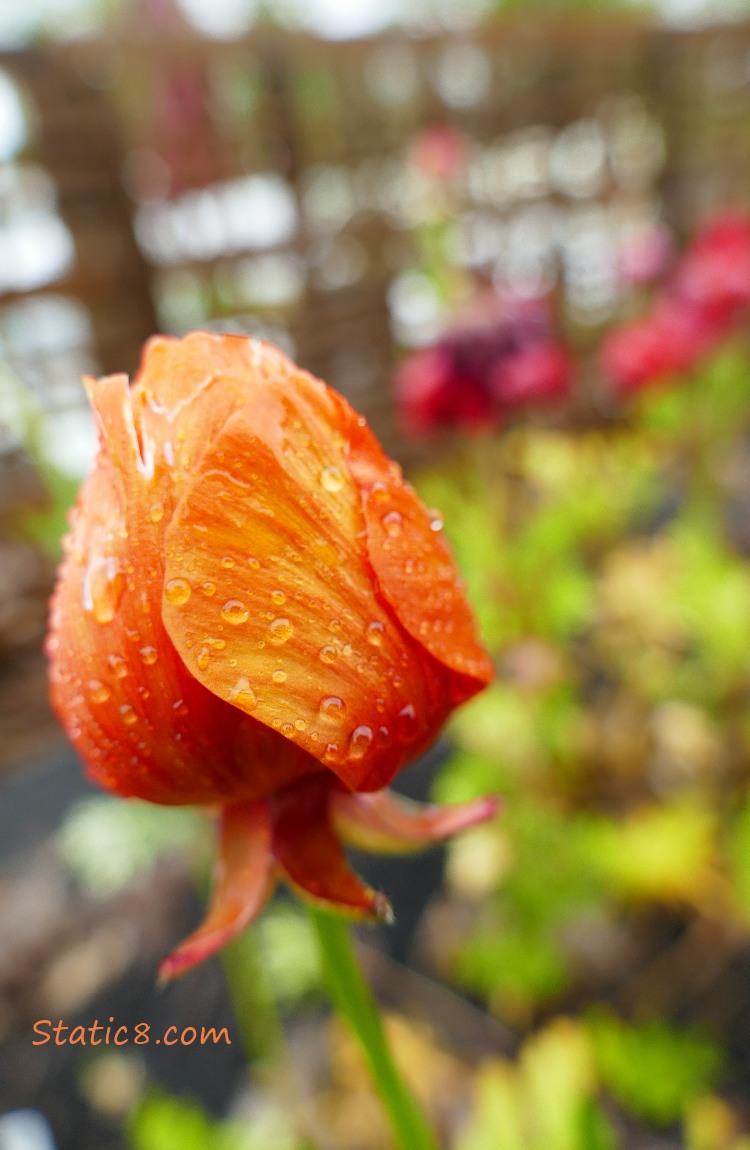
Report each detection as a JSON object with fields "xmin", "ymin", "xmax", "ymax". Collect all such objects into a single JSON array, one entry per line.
[
  {"xmin": 161, "ymin": 380, "xmax": 452, "ymax": 793},
  {"xmin": 343, "ymin": 411, "xmax": 493, "ymax": 692},
  {"xmin": 331, "ymin": 788, "xmax": 502, "ymax": 854},
  {"xmin": 158, "ymin": 800, "xmax": 275, "ymax": 981},
  {"xmin": 270, "ymin": 776, "xmax": 391, "ymax": 920}
]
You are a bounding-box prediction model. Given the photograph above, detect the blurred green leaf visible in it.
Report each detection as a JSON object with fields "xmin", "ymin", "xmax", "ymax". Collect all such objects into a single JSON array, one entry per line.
[
  {"xmin": 588, "ymin": 1011, "xmax": 723, "ymax": 1126},
  {"xmin": 58, "ymin": 796, "xmax": 205, "ymax": 897}
]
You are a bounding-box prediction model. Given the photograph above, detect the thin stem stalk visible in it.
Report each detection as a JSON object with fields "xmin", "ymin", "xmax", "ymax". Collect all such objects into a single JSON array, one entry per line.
[{"xmin": 309, "ymin": 907, "xmax": 440, "ymax": 1150}]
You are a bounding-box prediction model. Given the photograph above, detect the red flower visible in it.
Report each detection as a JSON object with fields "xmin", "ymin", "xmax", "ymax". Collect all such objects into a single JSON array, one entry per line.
[
  {"xmin": 394, "ymin": 298, "xmax": 573, "ymax": 436},
  {"xmin": 601, "ymin": 211, "xmax": 750, "ymax": 394},
  {"xmin": 47, "ymin": 333, "xmax": 496, "ymax": 979},
  {"xmin": 673, "ymin": 212, "xmax": 750, "ymax": 326},
  {"xmin": 599, "ymin": 299, "xmax": 720, "ymax": 395}
]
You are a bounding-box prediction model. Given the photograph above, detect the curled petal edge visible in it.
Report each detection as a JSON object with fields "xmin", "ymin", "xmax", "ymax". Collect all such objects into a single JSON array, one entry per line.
[
  {"xmin": 271, "ymin": 776, "xmax": 393, "ymax": 923},
  {"xmin": 331, "ymin": 789, "xmax": 502, "ymax": 854},
  {"xmin": 158, "ymin": 799, "xmax": 275, "ymax": 983},
  {"xmin": 159, "ymin": 782, "xmax": 500, "ymax": 980}
]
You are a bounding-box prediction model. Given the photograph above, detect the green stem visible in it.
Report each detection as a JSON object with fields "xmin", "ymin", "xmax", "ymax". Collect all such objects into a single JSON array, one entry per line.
[
  {"xmin": 221, "ymin": 926, "xmax": 285, "ymax": 1067},
  {"xmin": 309, "ymin": 907, "xmax": 441, "ymax": 1150}
]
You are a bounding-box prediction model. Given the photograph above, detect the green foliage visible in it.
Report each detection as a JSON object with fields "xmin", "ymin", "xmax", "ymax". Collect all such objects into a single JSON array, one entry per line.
[
  {"xmin": 129, "ymin": 1089, "xmax": 308, "ymax": 1150},
  {"xmin": 457, "ymin": 1019, "xmax": 617, "ymax": 1150},
  {"xmin": 58, "ymin": 796, "xmax": 206, "ymax": 897},
  {"xmin": 587, "ymin": 1011, "xmax": 724, "ymax": 1126}
]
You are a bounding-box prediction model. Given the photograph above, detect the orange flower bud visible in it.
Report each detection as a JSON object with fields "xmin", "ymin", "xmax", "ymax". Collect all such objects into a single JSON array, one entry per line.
[{"xmin": 47, "ymin": 332, "xmax": 496, "ymax": 978}]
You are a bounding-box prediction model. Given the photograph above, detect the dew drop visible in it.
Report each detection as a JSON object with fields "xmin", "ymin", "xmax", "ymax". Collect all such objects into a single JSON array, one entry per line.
[
  {"xmin": 201, "ymin": 581, "xmax": 217, "ymax": 597},
  {"xmin": 221, "ymin": 556, "xmax": 235, "ymax": 569},
  {"xmin": 149, "ymin": 502, "xmax": 164, "ymax": 523},
  {"xmin": 271, "ymin": 589, "xmax": 287, "ymax": 606},
  {"xmin": 397, "ymin": 703, "xmax": 419, "ymax": 744},
  {"xmin": 381, "ymin": 511, "xmax": 403, "ymax": 539},
  {"xmin": 429, "ymin": 510, "xmax": 444, "ymax": 532},
  {"xmin": 87, "ymin": 679, "xmax": 111, "ymax": 703},
  {"xmin": 324, "ymin": 742, "xmax": 341, "ymax": 763},
  {"xmin": 222, "ymin": 599, "xmax": 250, "ymax": 625},
  {"xmin": 366, "ymin": 621, "xmax": 384, "ymax": 647},
  {"xmin": 268, "ymin": 617, "xmax": 294, "ymax": 645},
  {"xmin": 120, "ymin": 704, "xmax": 137, "ymax": 727},
  {"xmin": 228, "ymin": 677, "xmax": 257, "ymax": 709},
  {"xmin": 139, "ymin": 646, "xmax": 158, "ymax": 665},
  {"xmin": 378, "ymin": 725, "xmax": 392, "ymax": 746},
  {"xmin": 348, "ymin": 725, "xmax": 373, "ymax": 760},
  {"xmin": 319, "ymin": 645, "xmax": 338, "ymax": 664},
  {"xmin": 83, "ymin": 555, "xmax": 124, "ymax": 624},
  {"xmin": 319, "ymin": 695, "xmax": 347, "ymax": 721},
  {"xmin": 248, "ymin": 556, "xmax": 261, "ymax": 570},
  {"xmin": 272, "ymin": 669, "xmax": 287, "ymax": 683},
  {"xmin": 294, "ymin": 718, "xmax": 306, "ymax": 731},
  {"xmin": 320, "ymin": 466, "xmax": 344, "ymax": 493},
  {"xmin": 206, "ymin": 637, "xmax": 226, "ymax": 650},
  {"xmin": 165, "ymin": 578, "xmax": 192, "ymax": 606},
  {"xmin": 173, "ymin": 699, "xmax": 189, "ymax": 716},
  {"xmin": 108, "ymin": 654, "xmax": 129, "ymax": 679},
  {"xmin": 196, "ymin": 646, "xmax": 210, "ymax": 671}
]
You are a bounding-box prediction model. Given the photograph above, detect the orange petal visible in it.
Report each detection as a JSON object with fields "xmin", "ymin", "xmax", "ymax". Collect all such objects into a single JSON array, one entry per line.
[
  {"xmin": 343, "ymin": 410, "xmax": 494, "ymax": 693},
  {"xmin": 331, "ymin": 788, "xmax": 502, "ymax": 854},
  {"xmin": 49, "ymin": 370, "xmax": 320, "ymax": 807},
  {"xmin": 271, "ymin": 776, "xmax": 391, "ymax": 920},
  {"xmin": 161, "ymin": 369, "xmax": 455, "ymax": 793},
  {"xmin": 158, "ymin": 800, "xmax": 275, "ymax": 981}
]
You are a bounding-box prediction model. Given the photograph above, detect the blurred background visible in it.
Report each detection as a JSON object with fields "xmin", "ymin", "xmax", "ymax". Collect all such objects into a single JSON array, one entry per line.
[{"xmin": 6, "ymin": 0, "xmax": 750, "ymax": 1147}]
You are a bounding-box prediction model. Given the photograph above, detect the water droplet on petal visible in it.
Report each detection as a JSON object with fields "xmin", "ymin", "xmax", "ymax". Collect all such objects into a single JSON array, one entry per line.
[
  {"xmin": 271, "ymin": 589, "xmax": 287, "ymax": 606},
  {"xmin": 248, "ymin": 556, "xmax": 261, "ymax": 570},
  {"xmin": 84, "ymin": 556, "xmax": 124, "ymax": 624},
  {"xmin": 397, "ymin": 703, "xmax": 419, "ymax": 744},
  {"xmin": 381, "ymin": 511, "xmax": 403, "ymax": 538},
  {"xmin": 149, "ymin": 502, "xmax": 164, "ymax": 523},
  {"xmin": 319, "ymin": 645, "xmax": 338, "ymax": 664},
  {"xmin": 320, "ymin": 466, "xmax": 344, "ymax": 493},
  {"xmin": 196, "ymin": 646, "xmax": 210, "ymax": 671},
  {"xmin": 366, "ymin": 621, "xmax": 384, "ymax": 646},
  {"xmin": 268, "ymin": 617, "xmax": 294, "ymax": 644},
  {"xmin": 201, "ymin": 581, "xmax": 217, "ymax": 597},
  {"xmin": 324, "ymin": 742, "xmax": 341, "ymax": 763},
  {"xmin": 348, "ymin": 725, "xmax": 374, "ymax": 760},
  {"xmin": 428, "ymin": 510, "xmax": 444, "ymax": 531},
  {"xmin": 108, "ymin": 654, "xmax": 129, "ymax": 679},
  {"xmin": 294, "ymin": 718, "xmax": 306, "ymax": 731},
  {"xmin": 173, "ymin": 699, "xmax": 189, "ymax": 716},
  {"xmin": 272, "ymin": 669, "xmax": 287, "ymax": 683},
  {"xmin": 228, "ymin": 677, "xmax": 257, "ymax": 709},
  {"xmin": 87, "ymin": 679, "xmax": 111, "ymax": 703},
  {"xmin": 165, "ymin": 578, "xmax": 192, "ymax": 606},
  {"xmin": 221, "ymin": 556, "xmax": 235, "ymax": 569},
  {"xmin": 222, "ymin": 600, "xmax": 250, "ymax": 625},
  {"xmin": 120, "ymin": 704, "xmax": 137, "ymax": 726},
  {"xmin": 139, "ymin": 646, "xmax": 158, "ymax": 665},
  {"xmin": 319, "ymin": 695, "xmax": 347, "ymax": 721}
]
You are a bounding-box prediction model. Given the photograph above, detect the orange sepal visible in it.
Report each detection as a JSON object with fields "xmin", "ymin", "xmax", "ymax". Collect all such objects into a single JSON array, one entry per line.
[
  {"xmin": 270, "ymin": 776, "xmax": 392, "ymax": 921},
  {"xmin": 158, "ymin": 800, "xmax": 275, "ymax": 982},
  {"xmin": 331, "ymin": 788, "xmax": 501, "ymax": 854}
]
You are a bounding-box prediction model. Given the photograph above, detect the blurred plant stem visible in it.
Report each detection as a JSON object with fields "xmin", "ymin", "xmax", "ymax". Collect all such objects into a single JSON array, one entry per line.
[
  {"xmin": 309, "ymin": 907, "xmax": 440, "ymax": 1150},
  {"xmin": 221, "ymin": 925, "xmax": 286, "ymax": 1067}
]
